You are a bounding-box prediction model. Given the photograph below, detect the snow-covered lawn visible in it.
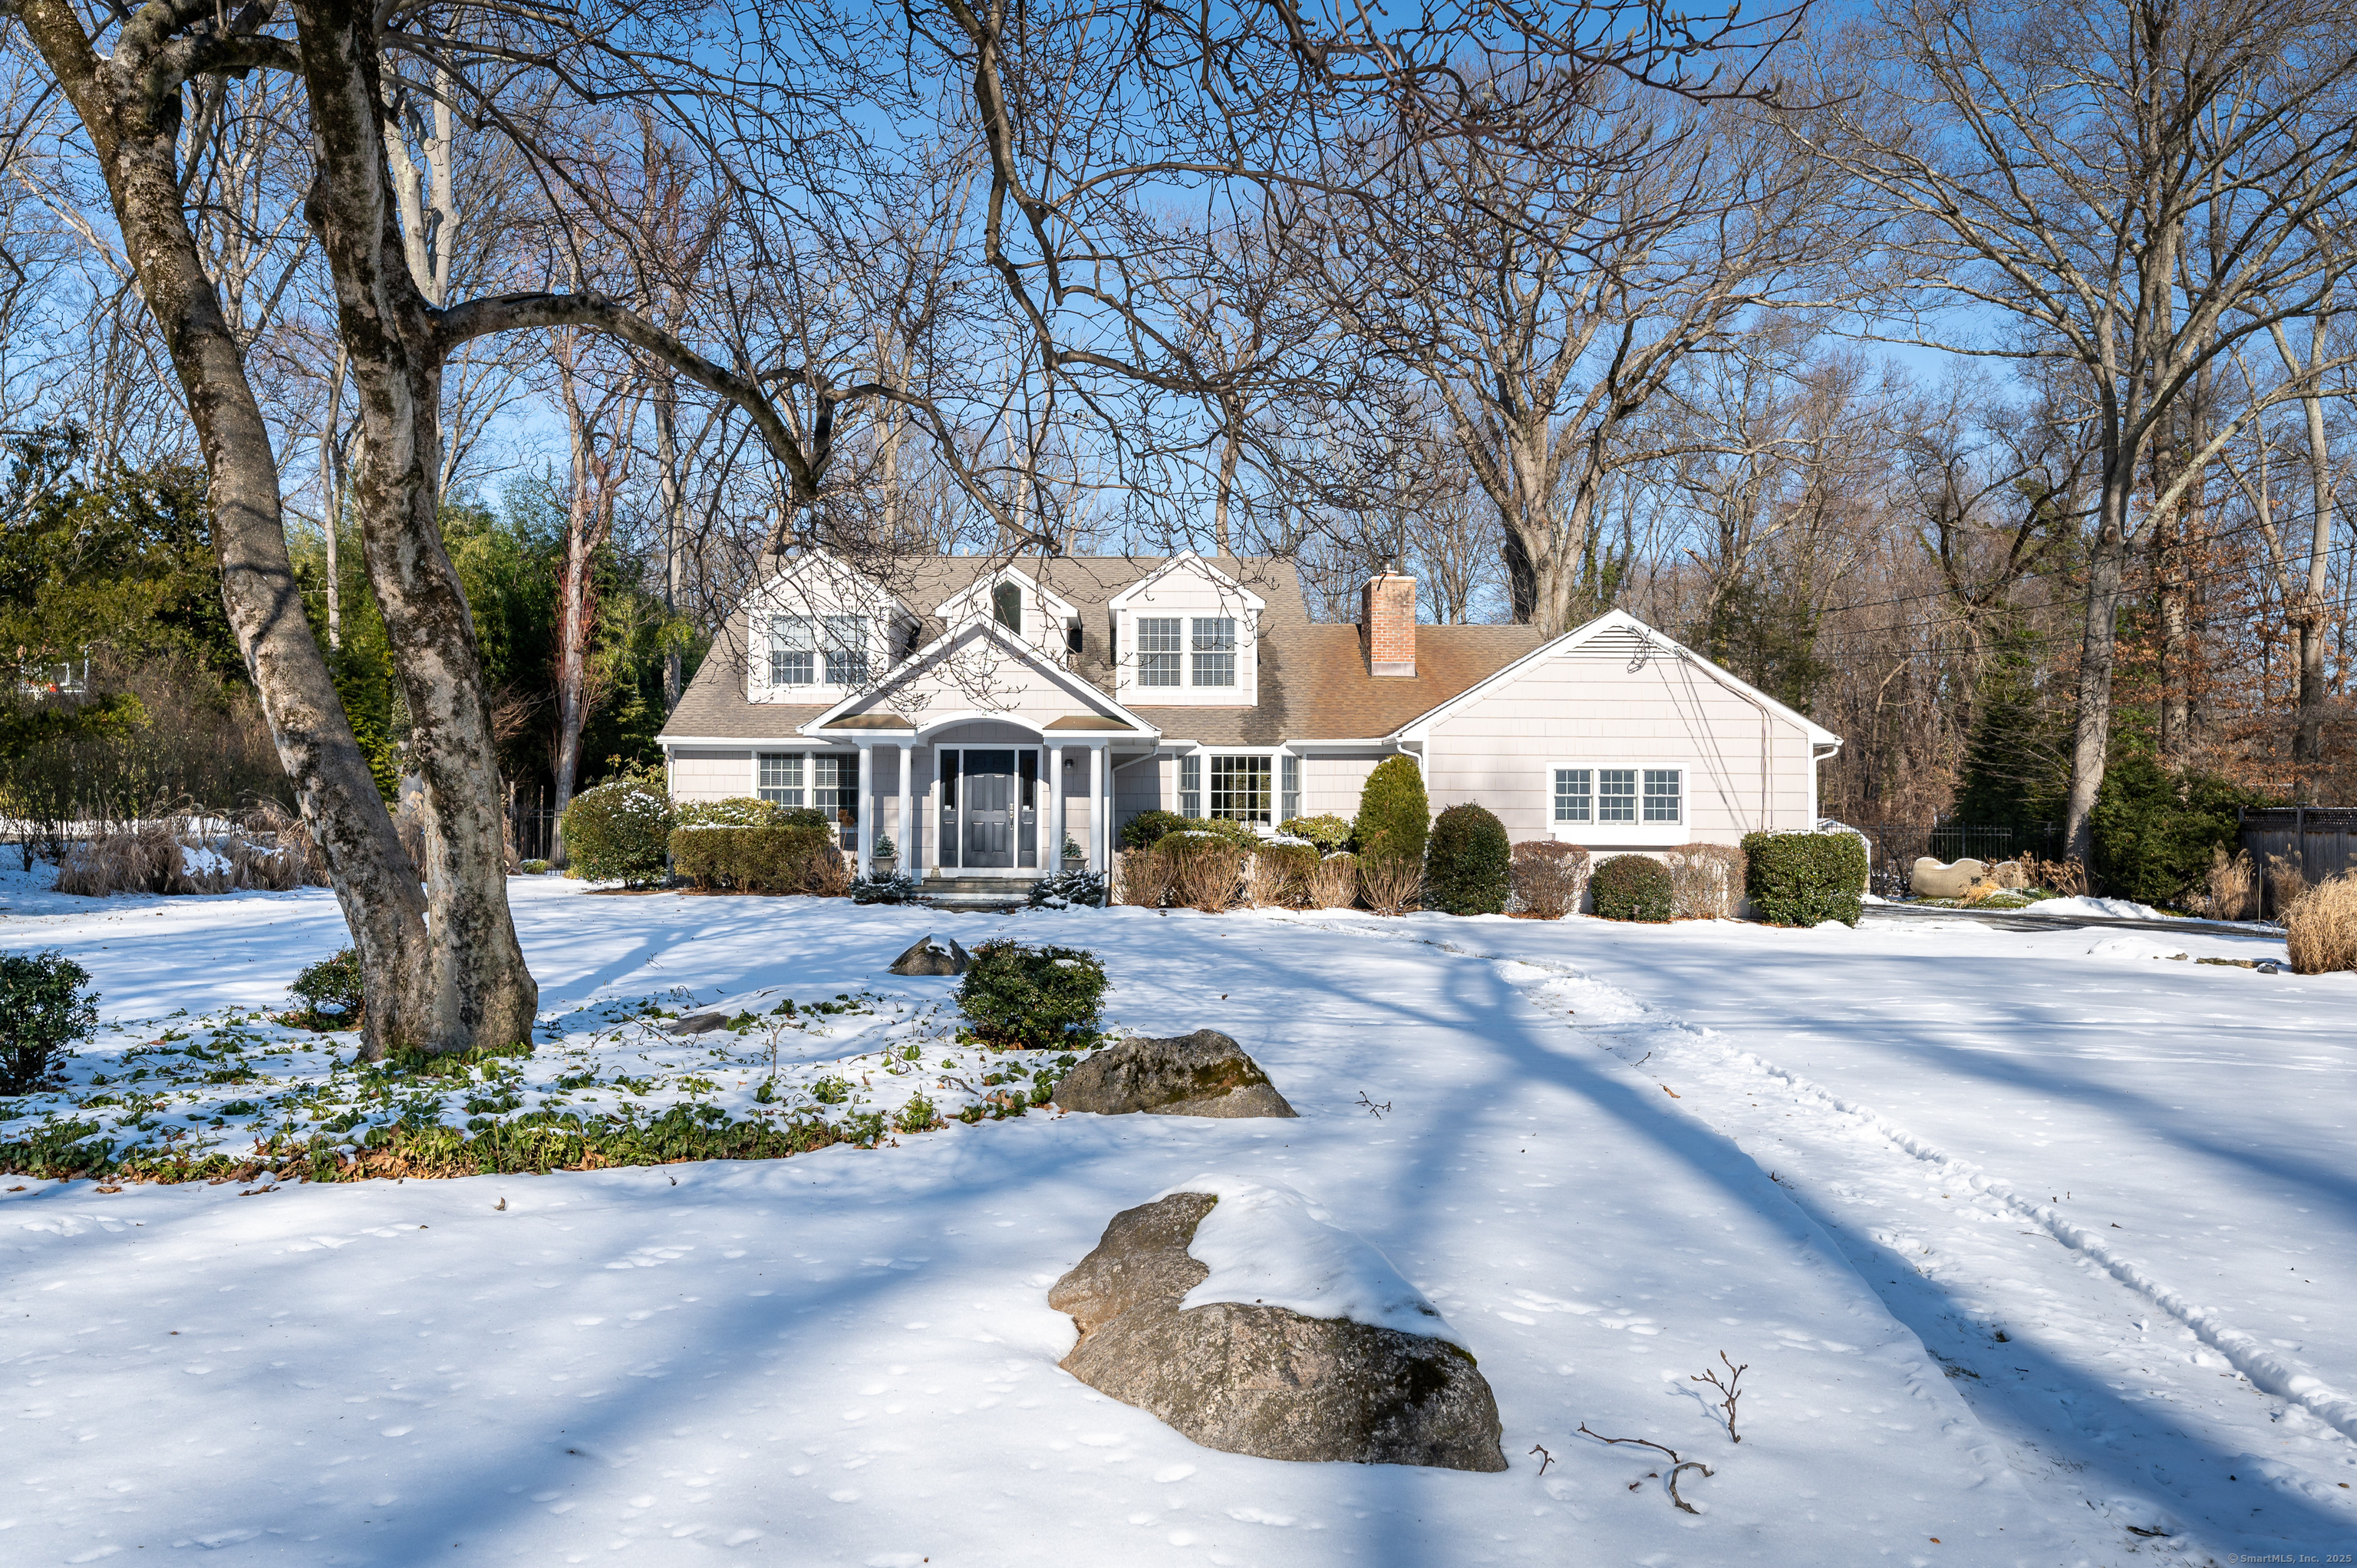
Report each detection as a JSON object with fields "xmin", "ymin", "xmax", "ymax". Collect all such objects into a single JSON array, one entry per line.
[{"xmin": 2, "ymin": 872, "xmax": 2352, "ymax": 1566}]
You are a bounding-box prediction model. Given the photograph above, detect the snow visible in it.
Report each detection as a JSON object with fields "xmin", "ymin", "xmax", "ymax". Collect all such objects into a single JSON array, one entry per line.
[
  {"xmin": 2034, "ymin": 895, "xmax": 2174, "ymax": 921},
  {"xmin": 1155, "ymin": 1172, "xmax": 1466, "ymax": 1346},
  {"xmin": 2, "ymin": 866, "xmax": 2352, "ymax": 1563}
]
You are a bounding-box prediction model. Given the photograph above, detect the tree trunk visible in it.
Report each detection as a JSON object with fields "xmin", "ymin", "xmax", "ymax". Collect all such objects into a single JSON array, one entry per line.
[
  {"xmin": 292, "ymin": 0, "xmax": 536, "ymax": 1054},
  {"xmin": 12, "ymin": 0, "xmax": 437, "ymax": 1058},
  {"xmin": 654, "ymin": 380, "xmax": 684, "ymax": 713},
  {"xmin": 2064, "ymin": 500, "xmax": 2132, "ymax": 865}
]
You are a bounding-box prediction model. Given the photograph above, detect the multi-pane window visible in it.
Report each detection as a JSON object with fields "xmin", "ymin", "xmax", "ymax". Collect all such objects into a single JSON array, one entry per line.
[
  {"xmin": 1210, "ymin": 756, "xmax": 1272, "ymax": 824},
  {"xmin": 1643, "ymin": 769, "xmax": 1683, "ymax": 823},
  {"xmin": 1138, "ymin": 618, "xmax": 1182, "ymax": 687},
  {"xmin": 813, "ymin": 753, "xmax": 853, "ymax": 846},
  {"xmin": 822, "ymin": 616, "xmax": 869, "ymax": 685},
  {"xmin": 758, "ymin": 753, "xmax": 806, "ymax": 805},
  {"xmin": 1552, "ymin": 768, "xmax": 1593, "ymax": 823},
  {"xmin": 768, "ymin": 615, "xmax": 814, "ymax": 685},
  {"xmin": 1177, "ymin": 753, "xmax": 1202, "ymax": 818},
  {"xmin": 1191, "ymin": 618, "xmax": 1237, "ymax": 687},
  {"xmin": 1280, "ymin": 754, "xmax": 1300, "ymax": 823},
  {"xmin": 1597, "ymin": 769, "xmax": 1638, "ymax": 823}
]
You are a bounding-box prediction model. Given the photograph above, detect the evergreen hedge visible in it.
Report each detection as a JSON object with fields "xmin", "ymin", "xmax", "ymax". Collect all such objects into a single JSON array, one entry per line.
[
  {"xmin": 1354, "ymin": 756, "xmax": 1429, "ymax": 864},
  {"xmin": 2089, "ymin": 753, "xmax": 2263, "ymax": 907},
  {"xmin": 1424, "ymin": 804, "xmax": 1511, "ymax": 915},
  {"xmin": 559, "ymin": 776, "xmax": 674, "ymax": 883},
  {"xmin": 0, "ymin": 950, "xmax": 97, "ymax": 1096},
  {"xmin": 668, "ymin": 824, "xmax": 839, "ymax": 891},
  {"xmin": 1740, "ymin": 829, "xmax": 1868, "ymax": 926},
  {"xmin": 1591, "ymin": 854, "xmax": 1675, "ymax": 922}
]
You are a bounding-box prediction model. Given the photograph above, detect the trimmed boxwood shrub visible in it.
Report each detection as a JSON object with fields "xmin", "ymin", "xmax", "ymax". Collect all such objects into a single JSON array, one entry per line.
[
  {"xmin": 0, "ymin": 950, "xmax": 98, "ymax": 1096},
  {"xmin": 669, "ymin": 824, "xmax": 839, "ymax": 891},
  {"xmin": 958, "ymin": 940, "xmax": 1109, "ymax": 1049},
  {"xmin": 1277, "ymin": 814, "xmax": 1354, "ymax": 852},
  {"xmin": 1510, "ymin": 841, "xmax": 1590, "ymax": 918},
  {"xmin": 1592, "ymin": 855, "xmax": 1674, "ymax": 921},
  {"xmin": 559, "ymin": 777, "xmax": 674, "ymax": 884},
  {"xmin": 1740, "ymin": 829, "xmax": 1869, "ymax": 927},
  {"xmin": 1425, "ymin": 804, "xmax": 1510, "ymax": 915},
  {"xmin": 2089, "ymin": 753, "xmax": 2263, "ymax": 907},
  {"xmin": 1354, "ymin": 755, "xmax": 1429, "ymax": 865}
]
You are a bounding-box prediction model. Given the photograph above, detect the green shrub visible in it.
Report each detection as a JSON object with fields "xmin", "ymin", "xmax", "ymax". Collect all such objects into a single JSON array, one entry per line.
[
  {"xmin": 1510, "ymin": 841, "xmax": 1589, "ymax": 918},
  {"xmin": 288, "ymin": 947, "xmax": 365, "ymax": 1030},
  {"xmin": 1741, "ymin": 829, "xmax": 1869, "ymax": 927},
  {"xmin": 668, "ymin": 824, "xmax": 838, "ymax": 891},
  {"xmin": 892, "ymin": 1094, "xmax": 941, "ymax": 1135},
  {"xmin": 1592, "ymin": 855, "xmax": 1675, "ymax": 922},
  {"xmin": 2090, "ymin": 753, "xmax": 2263, "ymax": 907},
  {"xmin": 0, "ymin": 950, "xmax": 98, "ymax": 1095},
  {"xmin": 559, "ymin": 777, "xmax": 674, "ymax": 884},
  {"xmin": 1277, "ymin": 814, "xmax": 1354, "ymax": 852},
  {"xmin": 1353, "ymin": 756, "xmax": 1429, "ymax": 865},
  {"xmin": 1121, "ymin": 809, "xmax": 1192, "ymax": 850},
  {"xmin": 1424, "ymin": 804, "xmax": 1510, "ymax": 915},
  {"xmin": 958, "ymin": 940, "xmax": 1109, "ymax": 1049},
  {"xmin": 674, "ymin": 796, "xmax": 816, "ymax": 828}
]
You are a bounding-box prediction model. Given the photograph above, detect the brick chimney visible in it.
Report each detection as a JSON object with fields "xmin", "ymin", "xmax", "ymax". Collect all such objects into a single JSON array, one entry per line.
[{"xmin": 1362, "ymin": 562, "xmax": 1416, "ymax": 677}]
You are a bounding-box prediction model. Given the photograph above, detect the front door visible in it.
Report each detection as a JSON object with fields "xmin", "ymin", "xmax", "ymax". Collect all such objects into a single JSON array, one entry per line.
[{"xmin": 961, "ymin": 749, "xmax": 1017, "ymax": 868}]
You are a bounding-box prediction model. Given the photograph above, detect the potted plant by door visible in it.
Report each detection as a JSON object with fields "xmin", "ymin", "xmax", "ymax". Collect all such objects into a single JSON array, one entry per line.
[
  {"xmin": 872, "ymin": 833, "xmax": 898, "ymax": 875},
  {"xmin": 1061, "ymin": 835, "xmax": 1086, "ymax": 871}
]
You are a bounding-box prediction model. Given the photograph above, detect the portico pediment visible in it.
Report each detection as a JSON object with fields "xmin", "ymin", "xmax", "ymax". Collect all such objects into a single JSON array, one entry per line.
[{"xmin": 801, "ymin": 614, "xmax": 1156, "ymax": 740}]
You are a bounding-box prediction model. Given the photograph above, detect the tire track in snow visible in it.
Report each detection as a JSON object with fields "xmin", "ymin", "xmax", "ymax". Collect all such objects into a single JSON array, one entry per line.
[{"xmin": 1291, "ymin": 916, "xmax": 2357, "ymax": 1445}]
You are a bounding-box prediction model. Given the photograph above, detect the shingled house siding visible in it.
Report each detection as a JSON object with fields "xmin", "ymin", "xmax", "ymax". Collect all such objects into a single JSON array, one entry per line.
[
  {"xmin": 671, "ymin": 748, "xmax": 756, "ymax": 803},
  {"xmin": 1427, "ymin": 652, "xmax": 1817, "ymax": 844},
  {"xmin": 1115, "ymin": 754, "xmax": 1169, "ymax": 829},
  {"xmin": 1300, "ymin": 753, "xmax": 1388, "ymax": 820}
]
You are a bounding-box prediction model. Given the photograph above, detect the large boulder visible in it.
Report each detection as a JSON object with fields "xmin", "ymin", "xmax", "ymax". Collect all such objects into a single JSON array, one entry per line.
[
  {"xmin": 1053, "ymin": 1029, "xmax": 1296, "ymax": 1118},
  {"xmin": 1910, "ymin": 857, "xmax": 1991, "ymax": 899},
  {"xmin": 889, "ymin": 934, "xmax": 971, "ymax": 976},
  {"xmin": 1048, "ymin": 1193, "xmax": 1507, "ymax": 1471}
]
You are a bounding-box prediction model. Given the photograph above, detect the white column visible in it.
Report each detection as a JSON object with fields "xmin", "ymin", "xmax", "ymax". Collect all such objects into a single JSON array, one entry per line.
[
  {"xmin": 1048, "ymin": 743, "xmax": 1066, "ymax": 868},
  {"xmin": 855, "ymin": 745, "xmax": 873, "ymax": 881},
  {"xmin": 1089, "ymin": 744, "xmax": 1106, "ymax": 872},
  {"xmin": 895, "ymin": 742, "xmax": 912, "ymax": 881}
]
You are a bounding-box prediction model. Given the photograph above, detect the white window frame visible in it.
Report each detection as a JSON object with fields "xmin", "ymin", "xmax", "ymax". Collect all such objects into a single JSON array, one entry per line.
[
  {"xmin": 1544, "ymin": 762, "xmax": 1685, "ymax": 843},
  {"xmin": 1172, "ymin": 746, "xmax": 1286, "ymax": 828},
  {"xmin": 755, "ymin": 750, "xmax": 857, "ymax": 845},
  {"xmin": 760, "ymin": 615, "xmax": 872, "ymax": 691}
]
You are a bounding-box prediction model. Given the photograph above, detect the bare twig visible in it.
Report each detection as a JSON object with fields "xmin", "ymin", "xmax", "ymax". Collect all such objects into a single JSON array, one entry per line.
[
  {"xmin": 1577, "ymin": 1422, "xmax": 1681, "ymax": 1464},
  {"xmin": 1667, "ymin": 1460, "xmax": 1714, "ymax": 1514},
  {"xmin": 1356, "ymin": 1091, "xmax": 1392, "ymax": 1118},
  {"xmin": 1691, "ymin": 1351, "xmax": 1749, "ymax": 1443},
  {"xmin": 1528, "ymin": 1443, "xmax": 1554, "ymax": 1475}
]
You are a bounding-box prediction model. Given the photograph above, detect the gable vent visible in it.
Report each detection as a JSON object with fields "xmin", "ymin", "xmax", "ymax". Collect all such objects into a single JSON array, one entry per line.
[{"xmin": 1561, "ymin": 626, "xmax": 1660, "ymax": 664}]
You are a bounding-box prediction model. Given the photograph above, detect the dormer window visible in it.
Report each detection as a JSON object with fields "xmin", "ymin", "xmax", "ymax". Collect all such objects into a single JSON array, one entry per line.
[
  {"xmin": 1191, "ymin": 618, "xmax": 1237, "ymax": 687},
  {"xmin": 768, "ymin": 614, "xmax": 869, "ymax": 687},
  {"xmin": 994, "ymin": 581, "xmax": 1023, "ymax": 632},
  {"xmin": 1138, "ymin": 618, "xmax": 1182, "ymax": 686}
]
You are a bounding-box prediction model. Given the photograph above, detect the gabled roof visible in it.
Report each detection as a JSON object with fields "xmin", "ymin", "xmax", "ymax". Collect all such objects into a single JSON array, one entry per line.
[
  {"xmin": 800, "ymin": 612, "xmax": 1155, "ymax": 736},
  {"xmin": 1105, "ymin": 550, "xmax": 1266, "ymax": 612},
  {"xmin": 658, "ymin": 552, "xmax": 1543, "ymax": 746},
  {"xmin": 1389, "ymin": 608, "xmax": 1841, "ymax": 749}
]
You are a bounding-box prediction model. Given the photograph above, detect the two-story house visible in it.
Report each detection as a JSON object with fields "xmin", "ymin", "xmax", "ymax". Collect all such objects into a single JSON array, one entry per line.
[{"xmin": 655, "ymin": 550, "xmax": 1841, "ymax": 885}]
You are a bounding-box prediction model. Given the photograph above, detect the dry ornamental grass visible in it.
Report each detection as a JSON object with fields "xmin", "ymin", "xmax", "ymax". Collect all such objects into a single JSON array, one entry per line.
[
  {"xmin": 2284, "ymin": 872, "xmax": 2357, "ymax": 975},
  {"xmin": 1304, "ymin": 852, "xmax": 1360, "ymax": 909},
  {"xmin": 1357, "ymin": 855, "xmax": 1422, "ymax": 917}
]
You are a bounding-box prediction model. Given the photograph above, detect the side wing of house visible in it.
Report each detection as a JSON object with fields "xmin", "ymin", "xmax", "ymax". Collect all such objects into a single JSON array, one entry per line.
[{"xmin": 1412, "ymin": 615, "xmax": 1837, "ymax": 848}]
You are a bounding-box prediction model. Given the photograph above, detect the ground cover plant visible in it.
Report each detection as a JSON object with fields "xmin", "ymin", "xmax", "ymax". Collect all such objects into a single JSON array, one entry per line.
[{"xmin": 0, "ymin": 960, "xmax": 1103, "ymax": 1183}]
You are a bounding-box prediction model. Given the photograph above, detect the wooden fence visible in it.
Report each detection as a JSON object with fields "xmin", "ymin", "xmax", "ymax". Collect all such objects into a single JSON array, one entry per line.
[{"xmin": 2237, "ymin": 806, "xmax": 2357, "ymax": 917}]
